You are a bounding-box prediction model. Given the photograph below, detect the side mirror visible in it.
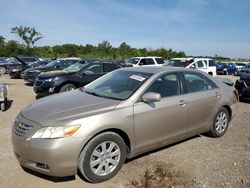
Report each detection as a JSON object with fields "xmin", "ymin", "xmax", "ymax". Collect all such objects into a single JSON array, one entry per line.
[{"xmin": 142, "ymin": 92, "xmax": 161, "ymax": 103}]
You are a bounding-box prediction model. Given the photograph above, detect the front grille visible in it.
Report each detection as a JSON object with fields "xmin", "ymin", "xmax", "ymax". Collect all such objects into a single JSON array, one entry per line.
[
  {"xmin": 35, "ymin": 80, "xmax": 44, "ymax": 87},
  {"xmin": 14, "ymin": 120, "xmax": 33, "ymax": 137}
]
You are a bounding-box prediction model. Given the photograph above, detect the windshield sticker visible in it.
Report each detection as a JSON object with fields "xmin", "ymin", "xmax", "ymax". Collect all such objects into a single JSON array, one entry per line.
[{"xmin": 130, "ymin": 75, "xmax": 146, "ymax": 82}]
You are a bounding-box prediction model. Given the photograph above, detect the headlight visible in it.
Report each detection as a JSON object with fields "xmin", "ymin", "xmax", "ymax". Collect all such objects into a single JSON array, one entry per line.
[
  {"xmin": 223, "ymin": 68, "xmax": 227, "ymax": 71},
  {"xmin": 44, "ymin": 78, "xmax": 54, "ymax": 82},
  {"xmin": 31, "ymin": 125, "xmax": 81, "ymax": 139}
]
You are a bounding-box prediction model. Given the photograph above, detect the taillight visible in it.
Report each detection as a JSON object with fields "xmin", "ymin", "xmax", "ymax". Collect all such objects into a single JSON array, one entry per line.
[{"xmin": 234, "ymin": 89, "xmax": 239, "ymax": 101}]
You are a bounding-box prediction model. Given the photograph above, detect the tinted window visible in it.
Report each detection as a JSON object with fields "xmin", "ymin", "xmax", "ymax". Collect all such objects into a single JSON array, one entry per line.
[
  {"xmin": 84, "ymin": 64, "xmax": 103, "ymax": 74},
  {"xmin": 209, "ymin": 60, "xmax": 216, "ymax": 66},
  {"xmin": 184, "ymin": 73, "xmax": 207, "ymax": 92},
  {"xmin": 146, "ymin": 58, "xmax": 155, "ymax": 65},
  {"xmin": 103, "ymin": 63, "xmax": 119, "ymax": 72},
  {"xmin": 145, "ymin": 73, "xmax": 180, "ymax": 97},
  {"xmin": 139, "ymin": 58, "xmax": 146, "ymax": 65},
  {"xmin": 155, "ymin": 58, "xmax": 165, "ymax": 64}
]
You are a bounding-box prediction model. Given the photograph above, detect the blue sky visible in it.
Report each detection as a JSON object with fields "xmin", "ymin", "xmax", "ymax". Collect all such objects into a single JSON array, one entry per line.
[{"xmin": 1, "ymin": 0, "xmax": 250, "ymax": 58}]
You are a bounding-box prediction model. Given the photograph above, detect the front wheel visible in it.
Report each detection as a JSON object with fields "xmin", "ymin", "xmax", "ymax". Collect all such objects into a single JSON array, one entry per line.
[
  {"xmin": 78, "ymin": 132, "xmax": 127, "ymax": 183},
  {"xmin": 207, "ymin": 107, "xmax": 229, "ymax": 137},
  {"xmin": 59, "ymin": 84, "xmax": 76, "ymax": 92}
]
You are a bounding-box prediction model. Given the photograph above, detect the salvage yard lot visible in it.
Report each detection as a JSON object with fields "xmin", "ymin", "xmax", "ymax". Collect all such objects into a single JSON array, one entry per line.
[{"xmin": 0, "ymin": 74, "xmax": 249, "ymax": 188}]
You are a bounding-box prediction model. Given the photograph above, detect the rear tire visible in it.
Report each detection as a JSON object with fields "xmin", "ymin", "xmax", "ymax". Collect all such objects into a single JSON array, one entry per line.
[
  {"xmin": 1, "ymin": 102, "xmax": 6, "ymax": 111},
  {"xmin": 0, "ymin": 67, "xmax": 6, "ymax": 74},
  {"xmin": 59, "ymin": 84, "xmax": 76, "ymax": 92},
  {"xmin": 207, "ymin": 107, "xmax": 229, "ymax": 137},
  {"xmin": 77, "ymin": 132, "xmax": 127, "ymax": 183}
]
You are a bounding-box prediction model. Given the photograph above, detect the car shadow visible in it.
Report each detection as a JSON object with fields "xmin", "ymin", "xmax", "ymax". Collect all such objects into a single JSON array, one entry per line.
[
  {"xmin": 239, "ymin": 98, "xmax": 250, "ymax": 104},
  {"xmin": 5, "ymin": 99, "xmax": 13, "ymax": 111},
  {"xmin": 25, "ymin": 82, "xmax": 33, "ymax": 86},
  {"xmin": 21, "ymin": 166, "xmax": 76, "ymax": 183}
]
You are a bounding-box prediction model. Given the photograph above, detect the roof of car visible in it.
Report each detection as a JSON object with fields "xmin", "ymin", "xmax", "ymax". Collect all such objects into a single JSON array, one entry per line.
[{"xmin": 121, "ymin": 66, "xmax": 193, "ymax": 74}]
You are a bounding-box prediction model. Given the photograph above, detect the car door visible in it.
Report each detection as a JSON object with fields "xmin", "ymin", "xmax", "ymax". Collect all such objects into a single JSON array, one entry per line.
[
  {"xmin": 182, "ymin": 72, "xmax": 221, "ymax": 135},
  {"xmin": 133, "ymin": 73, "xmax": 187, "ymax": 152}
]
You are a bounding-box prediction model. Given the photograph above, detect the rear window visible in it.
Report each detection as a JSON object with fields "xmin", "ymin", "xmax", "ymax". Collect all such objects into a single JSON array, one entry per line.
[
  {"xmin": 209, "ymin": 60, "xmax": 216, "ymax": 66},
  {"xmin": 155, "ymin": 58, "xmax": 165, "ymax": 64}
]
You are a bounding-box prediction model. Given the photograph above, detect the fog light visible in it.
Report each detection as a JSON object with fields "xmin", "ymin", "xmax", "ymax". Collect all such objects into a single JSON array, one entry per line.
[
  {"xmin": 49, "ymin": 87, "xmax": 55, "ymax": 92},
  {"xmin": 36, "ymin": 163, "xmax": 49, "ymax": 170}
]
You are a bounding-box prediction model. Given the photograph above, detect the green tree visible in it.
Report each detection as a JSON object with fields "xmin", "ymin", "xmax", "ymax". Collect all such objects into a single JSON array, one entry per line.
[{"xmin": 10, "ymin": 26, "xmax": 43, "ymax": 52}]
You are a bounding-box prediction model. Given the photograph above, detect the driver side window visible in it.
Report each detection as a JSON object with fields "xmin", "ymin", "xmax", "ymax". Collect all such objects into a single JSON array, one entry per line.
[{"xmin": 145, "ymin": 73, "xmax": 180, "ymax": 98}]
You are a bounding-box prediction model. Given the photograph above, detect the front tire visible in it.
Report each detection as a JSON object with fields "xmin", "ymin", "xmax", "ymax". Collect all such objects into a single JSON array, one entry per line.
[
  {"xmin": 59, "ymin": 84, "xmax": 76, "ymax": 92},
  {"xmin": 208, "ymin": 107, "xmax": 229, "ymax": 137},
  {"xmin": 78, "ymin": 132, "xmax": 127, "ymax": 183}
]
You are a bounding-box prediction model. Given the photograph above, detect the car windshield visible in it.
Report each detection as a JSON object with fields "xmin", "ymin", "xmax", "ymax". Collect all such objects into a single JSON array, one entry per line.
[
  {"xmin": 126, "ymin": 58, "xmax": 140, "ymax": 64},
  {"xmin": 83, "ymin": 70, "xmax": 152, "ymax": 100},
  {"xmin": 45, "ymin": 59, "xmax": 61, "ymax": 67},
  {"xmin": 64, "ymin": 62, "xmax": 90, "ymax": 72}
]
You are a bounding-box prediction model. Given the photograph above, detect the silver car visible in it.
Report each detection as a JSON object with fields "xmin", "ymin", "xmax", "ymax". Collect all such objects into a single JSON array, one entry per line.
[{"xmin": 12, "ymin": 67, "xmax": 238, "ymax": 183}]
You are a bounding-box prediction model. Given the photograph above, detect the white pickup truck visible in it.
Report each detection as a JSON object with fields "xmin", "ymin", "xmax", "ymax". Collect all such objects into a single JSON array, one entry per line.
[{"xmin": 167, "ymin": 58, "xmax": 217, "ymax": 76}]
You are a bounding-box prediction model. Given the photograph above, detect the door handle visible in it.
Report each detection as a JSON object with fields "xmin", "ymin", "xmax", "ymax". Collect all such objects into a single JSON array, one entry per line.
[
  {"xmin": 215, "ymin": 92, "xmax": 220, "ymax": 98},
  {"xmin": 179, "ymin": 100, "xmax": 186, "ymax": 106}
]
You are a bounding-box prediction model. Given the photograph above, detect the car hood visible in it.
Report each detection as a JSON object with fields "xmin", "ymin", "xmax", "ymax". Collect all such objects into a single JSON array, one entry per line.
[
  {"xmin": 21, "ymin": 89, "xmax": 120, "ymax": 126},
  {"xmin": 38, "ymin": 70, "xmax": 71, "ymax": 79}
]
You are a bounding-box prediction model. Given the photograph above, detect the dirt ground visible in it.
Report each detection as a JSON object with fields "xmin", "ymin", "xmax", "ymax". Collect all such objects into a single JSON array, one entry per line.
[{"xmin": 0, "ymin": 74, "xmax": 249, "ymax": 188}]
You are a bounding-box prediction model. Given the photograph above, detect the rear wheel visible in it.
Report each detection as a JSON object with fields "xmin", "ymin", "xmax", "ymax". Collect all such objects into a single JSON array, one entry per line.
[
  {"xmin": 77, "ymin": 132, "xmax": 127, "ymax": 183},
  {"xmin": 0, "ymin": 102, "xmax": 6, "ymax": 111},
  {"xmin": 59, "ymin": 84, "xmax": 76, "ymax": 92},
  {"xmin": 207, "ymin": 107, "xmax": 229, "ymax": 137},
  {"xmin": 0, "ymin": 67, "xmax": 6, "ymax": 74}
]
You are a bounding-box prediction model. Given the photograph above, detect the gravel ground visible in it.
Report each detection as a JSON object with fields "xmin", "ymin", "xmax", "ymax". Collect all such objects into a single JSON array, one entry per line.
[{"xmin": 0, "ymin": 74, "xmax": 249, "ymax": 188}]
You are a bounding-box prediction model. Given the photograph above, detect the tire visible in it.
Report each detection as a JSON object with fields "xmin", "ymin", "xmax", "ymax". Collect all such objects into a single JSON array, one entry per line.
[
  {"xmin": 77, "ymin": 132, "xmax": 127, "ymax": 183},
  {"xmin": 207, "ymin": 107, "xmax": 229, "ymax": 137},
  {"xmin": 1, "ymin": 102, "xmax": 6, "ymax": 111},
  {"xmin": 59, "ymin": 84, "xmax": 76, "ymax": 92},
  {"xmin": 0, "ymin": 67, "xmax": 6, "ymax": 74}
]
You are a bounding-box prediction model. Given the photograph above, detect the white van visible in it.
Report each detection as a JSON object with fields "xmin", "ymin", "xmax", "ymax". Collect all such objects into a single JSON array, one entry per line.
[{"xmin": 126, "ymin": 57, "xmax": 165, "ymax": 67}]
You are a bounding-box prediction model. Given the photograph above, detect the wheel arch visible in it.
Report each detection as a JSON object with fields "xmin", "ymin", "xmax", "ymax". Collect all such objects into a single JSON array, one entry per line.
[
  {"xmin": 222, "ymin": 105, "xmax": 232, "ymax": 121},
  {"xmin": 55, "ymin": 81, "xmax": 80, "ymax": 93},
  {"xmin": 78, "ymin": 128, "xmax": 131, "ymax": 158}
]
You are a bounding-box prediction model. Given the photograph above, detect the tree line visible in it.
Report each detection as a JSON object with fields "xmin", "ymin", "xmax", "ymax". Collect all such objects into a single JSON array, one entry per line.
[
  {"xmin": 1, "ymin": 26, "xmax": 247, "ymax": 61},
  {"xmin": 0, "ymin": 26, "xmax": 186, "ymax": 60}
]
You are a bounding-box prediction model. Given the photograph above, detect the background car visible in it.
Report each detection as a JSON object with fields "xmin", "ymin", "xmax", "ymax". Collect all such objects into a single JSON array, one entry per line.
[
  {"xmin": 12, "ymin": 67, "xmax": 238, "ymax": 183},
  {"xmin": 235, "ymin": 73, "xmax": 250, "ymax": 99},
  {"xmin": 234, "ymin": 62, "xmax": 246, "ymax": 71},
  {"xmin": 9, "ymin": 58, "xmax": 52, "ymax": 79},
  {"xmin": 0, "ymin": 56, "xmax": 38, "ymax": 74},
  {"xmin": 125, "ymin": 57, "xmax": 164, "ymax": 67},
  {"xmin": 33, "ymin": 60, "xmax": 121, "ymax": 95},
  {"xmin": 165, "ymin": 58, "xmax": 217, "ymax": 76},
  {"xmin": 216, "ymin": 63, "xmax": 238, "ymax": 75},
  {"xmin": 237, "ymin": 63, "xmax": 250, "ymax": 75},
  {"xmin": 22, "ymin": 58, "xmax": 81, "ymax": 84}
]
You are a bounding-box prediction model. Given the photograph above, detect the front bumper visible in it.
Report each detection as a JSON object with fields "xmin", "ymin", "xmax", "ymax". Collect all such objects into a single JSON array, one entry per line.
[
  {"xmin": 23, "ymin": 73, "xmax": 40, "ymax": 83},
  {"xmin": 33, "ymin": 80, "xmax": 55, "ymax": 94},
  {"xmin": 11, "ymin": 116, "xmax": 84, "ymax": 177}
]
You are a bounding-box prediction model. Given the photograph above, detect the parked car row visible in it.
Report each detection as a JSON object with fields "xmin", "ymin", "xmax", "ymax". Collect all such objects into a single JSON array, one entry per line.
[{"xmin": 216, "ymin": 62, "xmax": 250, "ymax": 76}]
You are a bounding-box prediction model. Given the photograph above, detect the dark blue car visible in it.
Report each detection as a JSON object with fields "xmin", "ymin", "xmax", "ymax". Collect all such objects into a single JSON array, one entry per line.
[{"xmin": 216, "ymin": 63, "xmax": 238, "ymax": 75}]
